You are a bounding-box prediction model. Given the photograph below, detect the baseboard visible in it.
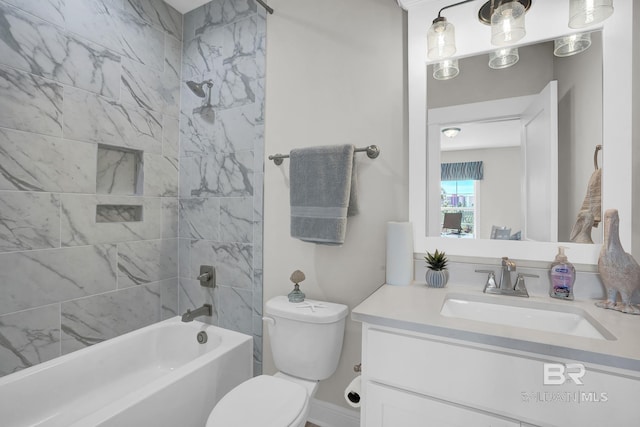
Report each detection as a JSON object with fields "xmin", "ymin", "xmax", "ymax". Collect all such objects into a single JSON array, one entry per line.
[{"xmin": 307, "ymin": 398, "xmax": 360, "ymax": 427}]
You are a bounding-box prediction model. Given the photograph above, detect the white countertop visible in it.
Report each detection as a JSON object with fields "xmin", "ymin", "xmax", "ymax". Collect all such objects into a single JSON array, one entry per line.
[{"xmin": 352, "ymin": 284, "xmax": 640, "ymax": 372}]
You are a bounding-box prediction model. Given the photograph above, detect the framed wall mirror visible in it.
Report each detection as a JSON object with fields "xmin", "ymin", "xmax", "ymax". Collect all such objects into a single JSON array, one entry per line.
[
  {"xmin": 406, "ymin": 0, "xmax": 634, "ymax": 265},
  {"xmin": 426, "ymin": 34, "xmax": 603, "ymax": 245}
]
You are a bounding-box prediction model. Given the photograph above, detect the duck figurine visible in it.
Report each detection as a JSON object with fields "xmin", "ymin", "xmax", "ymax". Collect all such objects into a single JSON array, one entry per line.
[
  {"xmin": 569, "ymin": 210, "xmax": 595, "ymax": 244},
  {"xmin": 596, "ymin": 209, "xmax": 640, "ymax": 314}
]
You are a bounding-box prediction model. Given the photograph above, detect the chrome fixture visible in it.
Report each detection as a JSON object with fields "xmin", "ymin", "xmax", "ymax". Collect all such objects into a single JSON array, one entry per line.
[
  {"xmin": 568, "ymin": 0, "xmax": 613, "ymax": 29},
  {"xmin": 427, "ymin": 0, "xmax": 531, "ymax": 62},
  {"xmin": 181, "ymin": 304, "xmax": 213, "ymax": 322},
  {"xmin": 256, "ymin": 0, "xmax": 274, "ymax": 15},
  {"xmin": 196, "ymin": 331, "xmax": 208, "ymax": 344},
  {"xmin": 476, "ymin": 257, "xmax": 538, "ymax": 297},
  {"xmin": 186, "ymin": 80, "xmax": 213, "ymax": 98},
  {"xmin": 186, "ymin": 80, "xmax": 216, "ymax": 123},
  {"xmin": 498, "ymin": 256, "xmax": 516, "ymax": 290},
  {"xmin": 268, "ymin": 144, "xmax": 380, "ymax": 166},
  {"xmin": 426, "ymin": 0, "xmax": 614, "ymax": 78},
  {"xmin": 198, "ymin": 265, "xmax": 215, "ymax": 288},
  {"xmin": 488, "ymin": 47, "xmax": 519, "ymax": 69},
  {"xmin": 441, "ymin": 127, "xmax": 461, "ymax": 138},
  {"xmin": 554, "ymin": 32, "xmax": 592, "ymax": 57}
]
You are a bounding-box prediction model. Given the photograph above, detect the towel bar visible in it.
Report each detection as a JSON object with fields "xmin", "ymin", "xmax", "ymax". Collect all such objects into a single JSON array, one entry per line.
[{"xmin": 269, "ymin": 145, "xmax": 380, "ymax": 166}]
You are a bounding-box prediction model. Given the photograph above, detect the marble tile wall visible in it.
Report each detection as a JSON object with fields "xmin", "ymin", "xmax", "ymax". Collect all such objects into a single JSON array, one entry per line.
[
  {"xmin": 180, "ymin": 0, "xmax": 265, "ymax": 375},
  {"xmin": 0, "ymin": 0, "xmax": 182, "ymax": 377}
]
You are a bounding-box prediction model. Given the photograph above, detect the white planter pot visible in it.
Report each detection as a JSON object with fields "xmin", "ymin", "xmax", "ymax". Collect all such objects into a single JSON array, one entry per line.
[{"xmin": 425, "ymin": 269, "xmax": 449, "ymax": 288}]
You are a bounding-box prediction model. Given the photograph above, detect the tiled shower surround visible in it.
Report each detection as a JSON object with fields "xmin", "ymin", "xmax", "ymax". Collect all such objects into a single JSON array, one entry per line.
[
  {"xmin": 180, "ymin": 0, "xmax": 266, "ymax": 375},
  {"xmin": 0, "ymin": 0, "xmax": 265, "ymax": 376}
]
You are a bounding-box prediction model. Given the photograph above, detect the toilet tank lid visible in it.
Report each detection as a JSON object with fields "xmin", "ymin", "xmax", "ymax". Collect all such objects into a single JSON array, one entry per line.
[{"xmin": 265, "ymin": 296, "xmax": 348, "ymax": 324}]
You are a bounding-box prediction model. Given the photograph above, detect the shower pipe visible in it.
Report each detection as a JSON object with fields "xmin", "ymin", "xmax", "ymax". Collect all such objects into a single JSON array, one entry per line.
[{"xmin": 257, "ymin": 0, "xmax": 274, "ymax": 14}]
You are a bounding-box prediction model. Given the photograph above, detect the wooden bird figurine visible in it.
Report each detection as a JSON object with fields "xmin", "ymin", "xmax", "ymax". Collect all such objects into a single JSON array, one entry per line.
[
  {"xmin": 596, "ymin": 209, "xmax": 640, "ymax": 314},
  {"xmin": 570, "ymin": 210, "xmax": 595, "ymax": 244}
]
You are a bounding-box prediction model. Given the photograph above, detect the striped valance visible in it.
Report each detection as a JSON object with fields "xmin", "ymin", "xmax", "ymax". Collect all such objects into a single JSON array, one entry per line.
[{"xmin": 441, "ymin": 161, "xmax": 484, "ymax": 181}]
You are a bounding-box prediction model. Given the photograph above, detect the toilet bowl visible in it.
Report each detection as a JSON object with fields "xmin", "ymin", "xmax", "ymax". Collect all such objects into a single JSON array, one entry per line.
[
  {"xmin": 206, "ymin": 374, "xmax": 313, "ymax": 427},
  {"xmin": 206, "ymin": 296, "xmax": 348, "ymax": 427}
]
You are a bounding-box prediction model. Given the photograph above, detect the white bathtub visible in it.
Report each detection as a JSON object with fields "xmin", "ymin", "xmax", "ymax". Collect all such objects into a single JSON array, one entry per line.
[{"xmin": 0, "ymin": 317, "xmax": 253, "ymax": 427}]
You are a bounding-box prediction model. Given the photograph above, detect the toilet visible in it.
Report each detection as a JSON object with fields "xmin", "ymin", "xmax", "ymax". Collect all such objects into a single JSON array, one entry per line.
[{"xmin": 206, "ymin": 296, "xmax": 349, "ymax": 427}]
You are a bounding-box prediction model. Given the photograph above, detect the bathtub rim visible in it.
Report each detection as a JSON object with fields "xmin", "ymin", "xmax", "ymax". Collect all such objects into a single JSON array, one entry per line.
[{"xmin": 0, "ymin": 317, "xmax": 253, "ymax": 427}]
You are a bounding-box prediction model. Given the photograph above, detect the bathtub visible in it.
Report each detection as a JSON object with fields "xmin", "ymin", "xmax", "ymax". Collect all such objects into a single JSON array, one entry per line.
[{"xmin": 0, "ymin": 317, "xmax": 253, "ymax": 427}]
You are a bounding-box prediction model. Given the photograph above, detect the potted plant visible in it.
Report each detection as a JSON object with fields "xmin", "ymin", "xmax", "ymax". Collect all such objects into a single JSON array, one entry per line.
[{"xmin": 424, "ymin": 249, "xmax": 449, "ymax": 288}]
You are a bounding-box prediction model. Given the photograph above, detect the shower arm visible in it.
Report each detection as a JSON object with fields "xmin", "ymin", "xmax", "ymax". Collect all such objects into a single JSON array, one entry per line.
[
  {"xmin": 257, "ymin": 0, "xmax": 274, "ymax": 14},
  {"xmin": 204, "ymin": 83, "xmax": 213, "ymax": 107}
]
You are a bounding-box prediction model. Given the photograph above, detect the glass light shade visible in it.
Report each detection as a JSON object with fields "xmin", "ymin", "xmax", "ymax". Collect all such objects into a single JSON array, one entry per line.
[
  {"xmin": 554, "ymin": 33, "xmax": 592, "ymax": 57},
  {"xmin": 569, "ymin": 0, "xmax": 614, "ymax": 29},
  {"xmin": 427, "ymin": 17, "xmax": 456, "ymax": 60},
  {"xmin": 442, "ymin": 127, "xmax": 461, "ymax": 138},
  {"xmin": 488, "ymin": 48, "xmax": 520, "ymax": 69},
  {"xmin": 433, "ymin": 59, "xmax": 459, "ymax": 81},
  {"xmin": 491, "ymin": 1, "xmax": 526, "ymax": 46}
]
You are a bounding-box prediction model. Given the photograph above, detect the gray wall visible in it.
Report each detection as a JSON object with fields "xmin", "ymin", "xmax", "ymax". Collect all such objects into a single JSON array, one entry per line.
[
  {"xmin": 556, "ymin": 33, "xmax": 603, "ymax": 243},
  {"xmin": 427, "ymin": 42, "xmax": 555, "ymax": 108},
  {"xmin": 0, "ymin": 0, "xmax": 182, "ymax": 376},
  {"xmin": 442, "ymin": 147, "xmax": 521, "ymax": 239},
  {"xmin": 179, "ymin": 0, "xmax": 266, "ymax": 375},
  {"xmin": 263, "ymin": 0, "xmax": 407, "ymax": 409}
]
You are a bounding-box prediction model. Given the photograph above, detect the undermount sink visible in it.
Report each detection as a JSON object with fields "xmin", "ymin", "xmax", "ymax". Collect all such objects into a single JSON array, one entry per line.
[{"xmin": 440, "ymin": 293, "xmax": 615, "ymax": 340}]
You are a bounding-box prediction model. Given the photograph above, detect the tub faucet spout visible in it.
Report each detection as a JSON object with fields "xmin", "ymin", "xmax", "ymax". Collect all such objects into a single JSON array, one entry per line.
[{"xmin": 181, "ymin": 304, "xmax": 213, "ymax": 322}]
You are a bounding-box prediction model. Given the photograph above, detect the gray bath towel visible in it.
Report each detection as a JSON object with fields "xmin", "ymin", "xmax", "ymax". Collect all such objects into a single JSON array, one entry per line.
[{"xmin": 289, "ymin": 144, "xmax": 358, "ymax": 244}]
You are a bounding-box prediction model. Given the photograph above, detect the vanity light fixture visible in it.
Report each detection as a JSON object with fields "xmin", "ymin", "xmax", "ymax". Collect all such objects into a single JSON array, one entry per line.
[
  {"xmin": 554, "ymin": 32, "xmax": 592, "ymax": 57},
  {"xmin": 427, "ymin": 0, "xmax": 531, "ymax": 60},
  {"xmin": 442, "ymin": 127, "xmax": 461, "ymax": 138},
  {"xmin": 427, "ymin": 16, "xmax": 456, "ymax": 60},
  {"xmin": 489, "ymin": 1, "xmax": 528, "ymax": 46},
  {"xmin": 568, "ymin": 0, "xmax": 614, "ymax": 29},
  {"xmin": 433, "ymin": 59, "xmax": 460, "ymax": 80},
  {"xmin": 488, "ymin": 47, "xmax": 519, "ymax": 69}
]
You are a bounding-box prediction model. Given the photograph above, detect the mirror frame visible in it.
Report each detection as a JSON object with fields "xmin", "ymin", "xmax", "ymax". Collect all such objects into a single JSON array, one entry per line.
[{"xmin": 404, "ymin": 0, "xmax": 633, "ymax": 265}]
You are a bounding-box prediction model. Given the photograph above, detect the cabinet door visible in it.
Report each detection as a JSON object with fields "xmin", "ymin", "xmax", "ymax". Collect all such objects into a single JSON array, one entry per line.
[{"xmin": 365, "ymin": 382, "xmax": 519, "ymax": 427}]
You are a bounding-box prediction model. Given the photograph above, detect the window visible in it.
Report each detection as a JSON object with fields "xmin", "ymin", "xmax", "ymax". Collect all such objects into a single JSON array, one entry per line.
[
  {"xmin": 441, "ymin": 180, "xmax": 477, "ymax": 236},
  {"xmin": 440, "ymin": 161, "xmax": 483, "ymax": 238}
]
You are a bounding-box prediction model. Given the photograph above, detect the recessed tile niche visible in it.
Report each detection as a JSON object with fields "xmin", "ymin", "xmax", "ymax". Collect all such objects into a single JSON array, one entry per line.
[
  {"xmin": 96, "ymin": 204, "xmax": 144, "ymax": 223},
  {"xmin": 96, "ymin": 145, "xmax": 143, "ymax": 195},
  {"xmin": 96, "ymin": 144, "xmax": 143, "ymax": 222}
]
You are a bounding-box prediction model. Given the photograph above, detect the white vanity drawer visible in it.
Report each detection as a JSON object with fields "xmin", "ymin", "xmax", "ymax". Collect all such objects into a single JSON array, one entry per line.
[
  {"xmin": 364, "ymin": 326, "xmax": 638, "ymax": 426},
  {"xmin": 365, "ymin": 328, "xmax": 533, "ymax": 412},
  {"xmin": 364, "ymin": 382, "xmax": 520, "ymax": 427}
]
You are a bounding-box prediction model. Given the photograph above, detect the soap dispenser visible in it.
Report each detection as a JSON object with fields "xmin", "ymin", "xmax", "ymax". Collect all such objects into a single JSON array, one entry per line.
[
  {"xmin": 549, "ymin": 246, "xmax": 575, "ymax": 300},
  {"xmin": 288, "ymin": 270, "xmax": 306, "ymax": 303}
]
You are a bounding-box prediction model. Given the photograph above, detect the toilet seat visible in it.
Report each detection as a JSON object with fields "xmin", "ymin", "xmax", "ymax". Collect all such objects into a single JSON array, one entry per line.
[{"xmin": 206, "ymin": 375, "xmax": 309, "ymax": 427}]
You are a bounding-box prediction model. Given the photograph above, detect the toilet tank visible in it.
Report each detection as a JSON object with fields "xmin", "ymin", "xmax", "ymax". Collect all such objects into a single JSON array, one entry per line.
[{"xmin": 265, "ymin": 296, "xmax": 348, "ymax": 381}]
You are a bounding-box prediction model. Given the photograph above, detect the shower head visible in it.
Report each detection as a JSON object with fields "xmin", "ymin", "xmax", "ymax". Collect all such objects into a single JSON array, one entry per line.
[{"xmin": 186, "ymin": 80, "xmax": 213, "ymax": 98}]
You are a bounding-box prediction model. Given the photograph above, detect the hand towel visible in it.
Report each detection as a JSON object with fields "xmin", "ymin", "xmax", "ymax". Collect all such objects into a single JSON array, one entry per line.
[
  {"xmin": 579, "ymin": 168, "xmax": 602, "ymax": 228},
  {"xmin": 289, "ymin": 144, "xmax": 358, "ymax": 244}
]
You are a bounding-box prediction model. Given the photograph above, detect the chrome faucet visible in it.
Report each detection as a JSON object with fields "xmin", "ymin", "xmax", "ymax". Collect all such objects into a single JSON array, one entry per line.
[
  {"xmin": 181, "ymin": 304, "xmax": 213, "ymax": 322},
  {"xmin": 476, "ymin": 257, "xmax": 537, "ymax": 298},
  {"xmin": 499, "ymin": 257, "xmax": 517, "ymax": 290}
]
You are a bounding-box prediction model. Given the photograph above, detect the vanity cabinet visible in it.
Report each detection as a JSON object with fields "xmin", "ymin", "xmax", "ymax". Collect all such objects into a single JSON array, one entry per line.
[
  {"xmin": 366, "ymin": 382, "xmax": 520, "ymax": 427},
  {"xmin": 360, "ymin": 324, "xmax": 640, "ymax": 427}
]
